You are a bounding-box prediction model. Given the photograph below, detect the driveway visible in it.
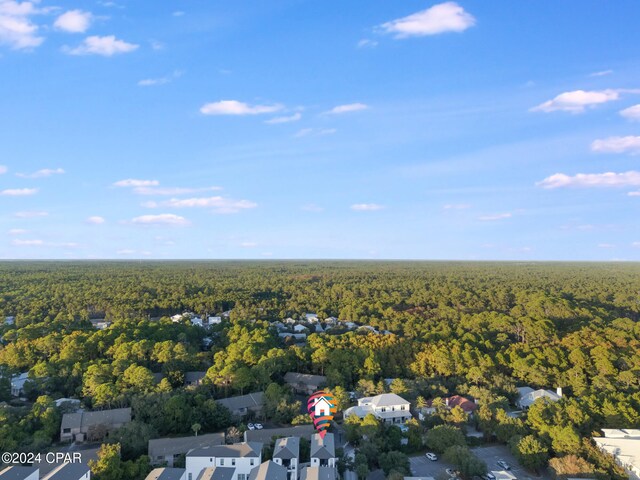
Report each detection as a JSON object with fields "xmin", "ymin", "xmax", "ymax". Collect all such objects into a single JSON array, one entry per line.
[
  {"xmin": 471, "ymin": 445, "xmax": 551, "ymax": 480},
  {"xmin": 409, "ymin": 454, "xmax": 455, "ymax": 479}
]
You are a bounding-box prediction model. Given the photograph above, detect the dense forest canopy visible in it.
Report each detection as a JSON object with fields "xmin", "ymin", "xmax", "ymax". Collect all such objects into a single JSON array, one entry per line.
[{"xmin": 0, "ymin": 261, "xmax": 638, "ymax": 479}]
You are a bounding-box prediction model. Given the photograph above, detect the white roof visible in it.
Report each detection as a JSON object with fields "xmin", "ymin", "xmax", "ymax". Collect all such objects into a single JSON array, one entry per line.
[
  {"xmin": 491, "ymin": 471, "xmax": 517, "ymax": 480},
  {"xmin": 593, "ymin": 436, "xmax": 640, "ymax": 476},
  {"xmin": 601, "ymin": 428, "xmax": 640, "ymax": 438}
]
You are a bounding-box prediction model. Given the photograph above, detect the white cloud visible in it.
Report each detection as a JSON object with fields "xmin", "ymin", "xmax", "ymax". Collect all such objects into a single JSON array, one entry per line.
[
  {"xmin": 620, "ymin": 104, "xmax": 640, "ymax": 121},
  {"xmin": 351, "ymin": 203, "xmax": 384, "ymax": 211},
  {"xmin": 301, "ymin": 203, "xmax": 324, "ymax": 212},
  {"xmin": 8, "ymin": 228, "xmax": 27, "ymax": 234},
  {"xmin": 531, "ymin": 89, "xmax": 622, "ymax": 113},
  {"xmin": 478, "ymin": 213, "xmax": 512, "ymax": 221},
  {"xmin": 591, "ymin": 136, "xmax": 640, "ymax": 155},
  {"xmin": 1, "ymin": 187, "xmax": 37, "ymax": 196},
  {"xmin": 138, "ymin": 70, "xmax": 183, "ymax": 87},
  {"xmin": 133, "ymin": 186, "xmax": 222, "ymax": 196},
  {"xmin": 326, "ymin": 103, "xmax": 368, "ymax": 114},
  {"xmin": 113, "ymin": 178, "xmax": 159, "ymax": 187},
  {"xmin": 16, "ymin": 167, "xmax": 64, "ymax": 178},
  {"xmin": 380, "ymin": 2, "xmax": 476, "ymax": 39},
  {"xmin": 117, "ymin": 249, "xmax": 136, "ymax": 255},
  {"xmin": 598, "ymin": 243, "xmax": 615, "ymax": 248},
  {"xmin": 265, "ymin": 112, "xmax": 301, "ymax": 124},
  {"xmin": 86, "ymin": 216, "xmax": 105, "ymax": 224},
  {"xmin": 632, "ymin": 242, "xmax": 640, "ymax": 248},
  {"xmin": 14, "ymin": 210, "xmax": 47, "ymax": 218},
  {"xmin": 54, "ymin": 10, "xmax": 92, "ymax": 33},
  {"xmin": 294, "ymin": 128, "xmax": 336, "ymax": 138},
  {"xmin": 200, "ymin": 100, "xmax": 282, "ymax": 116},
  {"xmin": 0, "ymin": 165, "xmax": 7, "ymax": 174},
  {"xmin": 131, "ymin": 213, "xmax": 190, "ymax": 226},
  {"xmin": 172, "ymin": 11, "xmax": 184, "ymax": 17},
  {"xmin": 628, "ymin": 191, "xmax": 640, "ymax": 197},
  {"xmin": 240, "ymin": 241, "xmax": 258, "ymax": 248},
  {"xmin": 65, "ymin": 35, "xmax": 139, "ymax": 56},
  {"xmin": 443, "ymin": 203, "xmax": 471, "ymax": 210},
  {"xmin": 12, "ymin": 238, "xmax": 43, "ymax": 246},
  {"xmin": 0, "ymin": 0, "xmax": 44, "ymax": 50},
  {"xmin": 155, "ymin": 196, "xmax": 257, "ymax": 214},
  {"xmin": 538, "ymin": 171, "xmax": 640, "ymax": 189},
  {"xmin": 589, "ymin": 69, "xmax": 613, "ymax": 77},
  {"xmin": 357, "ymin": 38, "xmax": 378, "ymax": 48}
]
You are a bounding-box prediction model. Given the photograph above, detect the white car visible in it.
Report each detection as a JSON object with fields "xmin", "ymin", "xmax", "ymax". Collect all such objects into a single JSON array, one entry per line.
[
  {"xmin": 247, "ymin": 423, "xmax": 255, "ymax": 430},
  {"xmin": 497, "ymin": 460, "xmax": 511, "ymax": 470},
  {"xmin": 254, "ymin": 423, "xmax": 263, "ymax": 430},
  {"xmin": 425, "ymin": 452, "xmax": 438, "ymax": 461}
]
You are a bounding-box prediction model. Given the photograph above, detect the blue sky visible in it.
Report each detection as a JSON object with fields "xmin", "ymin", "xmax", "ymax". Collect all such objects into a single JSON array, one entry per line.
[{"xmin": 1, "ymin": 0, "xmax": 640, "ymax": 260}]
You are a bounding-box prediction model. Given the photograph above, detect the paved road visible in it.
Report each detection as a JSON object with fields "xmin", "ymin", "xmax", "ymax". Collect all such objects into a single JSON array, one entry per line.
[
  {"xmin": 471, "ymin": 445, "xmax": 551, "ymax": 480},
  {"xmin": 409, "ymin": 454, "xmax": 455, "ymax": 479}
]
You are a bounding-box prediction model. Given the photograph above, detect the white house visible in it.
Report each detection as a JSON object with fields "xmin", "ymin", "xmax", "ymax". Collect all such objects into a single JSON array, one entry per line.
[
  {"xmin": 42, "ymin": 463, "xmax": 91, "ymax": 480},
  {"xmin": 516, "ymin": 387, "xmax": 562, "ymax": 410},
  {"xmin": 305, "ymin": 313, "xmax": 319, "ymax": 323},
  {"xmin": 89, "ymin": 319, "xmax": 111, "ymax": 330},
  {"xmin": 0, "ymin": 467, "xmax": 39, "ymax": 480},
  {"xmin": 324, "ymin": 317, "xmax": 338, "ymax": 325},
  {"xmin": 11, "ymin": 372, "xmax": 30, "ymax": 397},
  {"xmin": 293, "ymin": 324, "xmax": 307, "ymax": 333},
  {"xmin": 185, "ymin": 442, "xmax": 262, "ymax": 480},
  {"xmin": 190, "ymin": 317, "xmax": 204, "ymax": 327},
  {"xmin": 272, "ymin": 437, "xmax": 299, "ymax": 480},
  {"xmin": 593, "ymin": 429, "xmax": 640, "ymax": 480},
  {"xmin": 343, "ymin": 322, "xmax": 357, "ymax": 330},
  {"xmin": 149, "ymin": 432, "xmax": 225, "ymax": 467},
  {"xmin": 344, "ymin": 393, "xmax": 411, "ymax": 424},
  {"xmin": 310, "ymin": 433, "xmax": 336, "ymax": 468},
  {"xmin": 284, "ymin": 318, "xmax": 296, "ymax": 325},
  {"xmin": 4, "ymin": 316, "xmax": 15, "ymax": 325},
  {"xmin": 208, "ymin": 317, "xmax": 222, "ymax": 326}
]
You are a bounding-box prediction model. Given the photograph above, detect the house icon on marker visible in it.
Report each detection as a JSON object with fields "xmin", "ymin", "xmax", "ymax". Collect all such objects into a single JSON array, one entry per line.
[{"xmin": 313, "ymin": 396, "xmax": 332, "ymax": 417}]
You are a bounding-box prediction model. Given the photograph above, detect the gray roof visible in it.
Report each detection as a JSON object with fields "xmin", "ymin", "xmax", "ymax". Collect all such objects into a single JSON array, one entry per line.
[
  {"xmin": 216, "ymin": 392, "xmax": 264, "ymax": 411},
  {"xmin": 187, "ymin": 442, "xmax": 262, "ymax": 458},
  {"xmin": 42, "ymin": 463, "xmax": 90, "ymax": 480},
  {"xmin": 185, "ymin": 372, "xmax": 206, "ymax": 383},
  {"xmin": 300, "ymin": 467, "xmax": 337, "ymax": 480},
  {"xmin": 244, "ymin": 425, "xmax": 316, "ymax": 443},
  {"xmin": 145, "ymin": 468, "xmax": 186, "ymax": 480},
  {"xmin": 284, "ymin": 372, "xmax": 326, "ymax": 386},
  {"xmin": 369, "ymin": 393, "xmax": 410, "ymax": 407},
  {"xmin": 273, "ymin": 437, "xmax": 300, "ymax": 460},
  {"xmin": 310, "ymin": 433, "xmax": 335, "ymax": 460},
  {"xmin": 61, "ymin": 407, "xmax": 131, "ymax": 431},
  {"xmin": 196, "ymin": 468, "xmax": 235, "ymax": 480},
  {"xmin": 149, "ymin": 432, "xmax": 225, "ymax": 458},
  {"xmin": 0, "ymin": 466, "xmax": 39, "ymax": 480},
  {"xmin": 248, "ymin": 461, "xmax": 287, "ymax": 480}
]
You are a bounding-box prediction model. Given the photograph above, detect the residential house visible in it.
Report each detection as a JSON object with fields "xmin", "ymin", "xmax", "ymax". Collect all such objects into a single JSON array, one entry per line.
[
  {"xmin": 41, "ymin": 463, "xmax": 91, "ymax": 480},
  {"xmin": 208, "ymin": 317, "xmax": 222, "ymax": 326},
  {"xmin": 421, "ymin": 395, "xmax": 478, "ymax": 418},
  {"xmin": 314, "ymin": 324, "xmax": 324, "ymax": 333},
  {"xmin": 149, "ymin": 433, "xmax": 225, "ymax": 467},
  {"xmin": 293, "ymin": 325, "xmax": 307, "ymax": 333},
  {"xmin": 305, "ymin": 314, "xmax": 319, "ymax": 323},
  {"xmin": 171, "ymin": 314, "xmax": 184, "ymax": 323},
  {"xmin": 248, "ymin": 461, "xmax": 287, "ymax": 480},
  {"xmin": 185, "ymin": 372, "xmax": 207, "ymax": 387},
  {"xmin": 216, "ymin": 392, "xmax": 265, "ymax": 418},
  {"xmin": 516, "ymin": 387, "xmax": 562, "ymax": 410},
  {"xmin": 0, "ymin": 467, "xmax": 39, "ymax": 480},
  {"xmin": 299, "ymin": 467, "xmax": 337, "ymax": 480},
  {"xmin": 357, "ymin": 325, "xmax": 379, "ymax": 334},
  {"xmin": 191, "ymin": 317, "xmax": 204, "ymax": 327},
  {"xmin": 89, "ymin": 319, "xmax": 111, "ymax": 330},
  {"xmin": 284, "ymin": 373, "xmax": 327, "ymax": 395},
  {"xmin": 323, "ymin": 317, "xmax": 338, "ymax": 326},
  {"xmin": 10, "ymin": 372, "xmax": 30, "ymax": 397},
  {"xmin": 185, "ymin": 442, "xmax": 262, "ymax": 480},
  {"xmin": 145, "ymin": 469, "xmax": 186, "ymax": 480},
  {"xmin": 54, "ymin": 398, "xmax": 81, "ymax": 410},
  {"xmin": 4, "ymin": 316, "xmax": 15, "ymax": 325},
  {"xmin": 196, "ymin": 468, "xmax": 235, "ymax": 480},
  {"xmin": 310, "ymin": 433, "xmax": 336, "ymax": 468},
  {"xmin": 593, "ymin": 429, "xmax": 640, "ymax": 479},
  {"xmin": 278, "ymin": 333, "xmax": 306, "ymax": 342},
  {"xmin": 244, "ymin": 425, "xmax": 315, "ymax": 443},
  {"xmin": 60, "ymin": 407, "xmax": 131, "ymax": 442},
  {"xmin": 284, "ymin": 318, "xmax": 296, "ymax": 325},
  {"xmin": 273, "ymin": 437, "xmax": 299, "ymax": 480},
  {"xmin": 344, "ymin": 393, "xmax": 411, "ymax": 424},
  {"xmin": 343, "ymin": 322, "xmax": 357, "ymax": 330}
]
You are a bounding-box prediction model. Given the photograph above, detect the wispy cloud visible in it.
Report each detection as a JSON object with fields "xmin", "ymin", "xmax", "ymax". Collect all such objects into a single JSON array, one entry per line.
[
  {"xmin": 530, "ymin": 89, "xmax": 639, "ymax": 113},
  {"xmin": 301, "ymin": 204, "xmax": 324, "ymax": 212},
  {"xmin": 8, "ymin": 228, "xmax": 28, "ymax": 235},
  {"xmin": 130, "ymin": 213, "xmax": 191, "ymax": 226},
  {"xmin": 294, "ymin": 128, "xmax": 336, "ymax": 138},
  {"xmin": 172, "ymin": 11, "xmax": 184, "ymax": 17},
  {"xmin": 326, "ymin": 103, "xmax": 368, "ymax": 114},
  {"xmin": 12, "ymin": 239, "xmax": 44, "ymax": 246},
  {"xmin": 265, "ymin": 112, "xmax": 301, "ymax": 124},
  {"xmin": 538, "ymin": 171, "xmax": 640, "ymax": 189},
  {"xmin": 357, "ymin": 38, "xmax": 378, "ymax": 48},
  {"xmin": 351, "ymin": 203, "xmax": 384, "ymax": 211},
  {"xmin": 478, "ymin": 213, "xmax": 512, "ymax": 221},
  {"xmin": 443, "ymin": 203, "xmax": 471, "ymax": 210},
  {"xmin": 200, "ymin": 100, "xmax": 282, "ymax": 116},
  {"xmin": 620, "ymin": 104, "xmax": 640, "ymax": 121},
  {"xmin": 0, "ymin": 165, "xmax": 7, "ymax": 174},
  {"xmin": 14, "ymin": 210, "xmax": 48, "ymax": 218},
  {"xmin": 598, "ymin": 243, "xmax": 615, "ymax": 248},
  {"xmin": 113, "ymin": 178, "xmax": 159, "ymax": 187},
  {"xmin": 138, "ymin": 70, "xmax": 183, "ymax": 87},
  {"xmin": 591, "ymin": 136, "xmax": 640, "ymax": 155},
  {"xmin": 589, "ymin": 69, "xmax": 613, "ymax": 77},
  {"xmin": 0, "ymin": 0, "xmax": 45, "ymax": 50},
  {"xmin": 86, "ymin": 216, "xmax": 106, "ymax": 224},
  {"xmin": 240, "ymin": 241, "xmax": 258, "ymax": 248},
  {"xmin": 1, "ymin": 188, "xmax": 38, "ymax": 196},
  {"xmin": 379, "ymin": 2, "xmax": 476, "ymax": 39},
  {"xmin": 132, "ymin": 186, "xmax": 222, "ymax": 196},
  {"xmin": 65, "ymin": 35, "xmax": 139, "ymax": 56},
  {"xmin": 54, "ymin": 10, "xmax": 92, "ymax": 33},
  {"xmin": 149, "ymin": 196, "xmax": 257, "ymax": 214},
  {"xmin": 16, "ymin": 168, "xmax": 65, "ymax": 178}
]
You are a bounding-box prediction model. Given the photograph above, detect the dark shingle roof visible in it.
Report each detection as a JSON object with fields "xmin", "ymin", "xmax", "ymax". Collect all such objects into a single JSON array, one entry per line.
[
  {"xmin": 0, "ymin": 466, "xmax": 39, "ymax": 480},
  {"xmin": 310, "ymin": 433, "xmax": 335, "ymax": 460},
  {"xmin": 284, "ymin": 372, "xmax": 326, "ymax": 386},
  {"xmin": 196, "ymin": 467, "xmax": 236, "ymax": 480},
  {"xmin": 149, "ymin": 432, "xmax": 225, "ymax": 458},
  {"xmin": 300, "ymin": 467, "xmax": 337, "ymax": 480},
  {"xmin": 41, "ymin": 463, "xmax": 90, "ymax": 480},
  {"xmin": 216, "ymin": 392, "xmax": 264, "ymax": 411},
  {"xmin": 248, "ymin": 461, "xmax": 287, "ymax": 480},
  {"xmin": 273, "ymin": 437, "xmax": 300, "ymax": 460},
  {"xmin": 144, "ymin": 468, "xmax": 186, "ymax": 480},
  {"xmin": 187, "ymin": 442, "xmax": 262, "ymax": 458}
]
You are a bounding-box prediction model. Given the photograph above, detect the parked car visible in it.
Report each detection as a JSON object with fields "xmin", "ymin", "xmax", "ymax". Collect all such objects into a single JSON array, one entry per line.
[
  {"xmin": 254, "ymin": 423, "xmax": 263, "ymax": 429},
  {"xmin": 247, "ymin": 423, "xmax": 255, "ymax": 430},
  {"xmin": 446, "ymin": 468, "xmax": 458, "ymax": 477},
  {"xmin": 481, "ymin": 473, "xmax": 496, "ymax": 480},
  {"xmin": 497, "ymin": 460, "xmax": 511, "ymax": 470},
  {"xmin": 425, "ymin": 452, "xmax": 438, "ymax": 461}
]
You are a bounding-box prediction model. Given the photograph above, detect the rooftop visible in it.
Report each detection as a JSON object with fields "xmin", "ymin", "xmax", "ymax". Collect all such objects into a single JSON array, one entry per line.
[
  {"xmin": 149, "ymin": 432, "xmax": 225, "ymax": 457},
  {"xmin": 187, "ymin": 442, "xmax": 262, "ymax": 458},
  {"xmin": 145, "ymin": 468, "xmax": 187, "ymax": 480},
  {"xmin": 273, "ymin": 437, "xmax": 300, "ymax": 460},
  {"xmin": 41, "ymin": 463, "xmax": 90, "ymax": 480}
]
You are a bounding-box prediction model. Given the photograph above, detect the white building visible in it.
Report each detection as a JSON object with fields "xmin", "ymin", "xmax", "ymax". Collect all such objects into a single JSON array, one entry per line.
[
  {"xmin": 593, "ymin": 429, "xmax": 640, "ymax": 480},
  {"xmin": 42, "ymin": 463, "xmax": 91, "ymax": 480},
  {"xmin": 54, "ymin": 398, "xmax": 81, "ymax": 410},
  {"xmin": 4, "ymin": 316, "xmax": 15, "ymax": 325},
  {"xmin": 185, "ymin": 442, "xmax": 262, "ymax": 480},
  {"xmin": 272, "ymin": 437, "xmax": 299, "ymax": 480},
  {"xmin": 0, "ymin": 466, "xmax": 39, "ymax": 480},
  {"xmin": 208, "ymin": 317, "xmax": 222, "ymax": 326},
  {"xmin": 293, "ymin": 324, "xmax": 307, "ymax": 333},
  {"xmin": 310, "ymin": 433, "xmax": 336, "ymax": 468},
  {"xmin": 344, "ymin": 393, "xmax": 411, "ymax": 424},
  {"xmin": 11, "ymin": 372, "xmax": 30, "ymax": 397},
  {"xmin": 515, "ymin": 387, "xmax": 562, "ymax": 410},
  {"xmin": 305, "ymin": 313, "xmax": 319, "ymax": 323}
]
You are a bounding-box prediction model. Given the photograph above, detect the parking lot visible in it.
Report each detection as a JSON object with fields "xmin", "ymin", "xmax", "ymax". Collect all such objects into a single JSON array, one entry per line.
[
  {"xmin": 409, "ymin": 453, "xmax": 456, "ymax": 479},
  {"xmin": 471, "ymin": 444, "xmax": 551, "ymax": 480}
]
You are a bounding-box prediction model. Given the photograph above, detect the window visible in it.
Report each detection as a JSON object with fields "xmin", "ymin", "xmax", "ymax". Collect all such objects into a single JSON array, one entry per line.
[
  {"xmin": 250, "ymin": 459, "xmax": 255, "ymax": 466},
  {"xmin": 232, "ymin": 459, "xmax": 236, "ymax": 466},
  {"xmin": 220, "ymin": 459, "xmax": 224, "ymax": 466},
  {"xmin": 381, "ymin": 407, "xmax": 386, "ymax": 412},
  {"xmin": 401, "ymin": 405, "xmax": 406, "ymax": 410},
  {"xmin": 188, "ymin": 475, "xmax": 192, "ymax": 480},
  {"xmin": 63, "ymin": 428, "xmax": 71, "ymax": 433}
]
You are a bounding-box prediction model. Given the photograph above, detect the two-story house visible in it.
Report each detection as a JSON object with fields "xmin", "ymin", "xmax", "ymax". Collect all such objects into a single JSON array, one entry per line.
[
  {"xmin": 272, "ymin": 437, "xmax": 299, "ymax": 480},
  {"xmin": 310, "ymin": 433, "xmax": 336, "ymax": 468},
  {"xmin": 185, "ymin": 442, "xmax": 262, "ymax": 480},
  {"xmin": 344, "ymin": 393, "xmax": 411, "ymax": 424}
]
